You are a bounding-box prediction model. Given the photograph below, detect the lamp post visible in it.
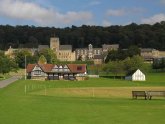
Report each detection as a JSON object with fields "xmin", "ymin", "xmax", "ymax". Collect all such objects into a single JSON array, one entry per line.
[{"xmin": 25, "ymin": 55, "xmax": 27, "ymax": 80}]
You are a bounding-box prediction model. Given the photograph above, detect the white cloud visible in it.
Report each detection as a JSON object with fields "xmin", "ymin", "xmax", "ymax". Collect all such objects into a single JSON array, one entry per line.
[
  {"xmin": 106, "ymin": 8, "xmax": 144, "ymax": 17},
  {"xmin": 160, "ymin": 0, "xmax": 165, "ymax": 5},
  {"xmin": 55, "ymin": 11, "xmax": 93, "ymax": 24},
  {"xmin": 107, "ymin": 9, "xmax": 126, "ymax": 16},
  {"xmin": 89, "ymin": 1, "xmax": 101, "ymax": 6},
  {"xmin": 141, "ymin": 13, "xmax": 165, "ymax": 24},
  {"xmin": 0, "ymin": 0, "xmax": 93, "ymax": 26},
  {"xmin": 102, "ymin": 20, "xmax": 112, "ymax": 27}
]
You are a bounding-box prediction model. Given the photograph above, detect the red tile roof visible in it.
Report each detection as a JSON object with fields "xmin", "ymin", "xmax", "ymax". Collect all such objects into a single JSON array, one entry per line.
[
  {"xmin": 67, "ymin": 64, "xmax": 86, "ymax": 73},
  {"xmin": 39, "ymin": 64, "xmax": 54, "ymax": 72},
  {"xmin": 26, "ymin": 64, "xmax": 86, "ymax": 73},
  {"xmin": 26, "ymin": 64, "xmax": 36, "ymax": 73}
]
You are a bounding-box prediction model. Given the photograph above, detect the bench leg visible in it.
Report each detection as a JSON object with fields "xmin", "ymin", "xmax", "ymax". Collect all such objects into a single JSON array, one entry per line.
[
  {"xmin": 145, "ymin": 96, "xmax": 147, "ymax": 100},
  {"xmin": 132, "ymin": 95, "xmax": 135, "ymax": 99}
]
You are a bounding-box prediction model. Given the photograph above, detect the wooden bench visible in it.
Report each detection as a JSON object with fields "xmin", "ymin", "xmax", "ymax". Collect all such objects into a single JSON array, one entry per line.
[
  {"xmin": 147, "ymin": 91, "xmax": 165, "ymax": 100},
  {"xmin": 132, "ymin": 91, "xmax": 147, "ymax": 100}
]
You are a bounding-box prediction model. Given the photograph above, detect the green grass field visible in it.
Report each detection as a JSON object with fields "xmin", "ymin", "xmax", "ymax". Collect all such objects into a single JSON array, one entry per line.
[{"xmin": 0, "ymin": 73, "xmax": 165, "ymax": 124}]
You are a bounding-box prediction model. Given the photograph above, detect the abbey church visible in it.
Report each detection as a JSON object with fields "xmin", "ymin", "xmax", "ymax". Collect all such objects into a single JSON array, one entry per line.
[
  {"xmin": 50, "ymin": 35, "xmax": 119, "ymax": 63},
  {"xmin": 50, "ymin": 37, "xmax": 76, "ymax": 61}
]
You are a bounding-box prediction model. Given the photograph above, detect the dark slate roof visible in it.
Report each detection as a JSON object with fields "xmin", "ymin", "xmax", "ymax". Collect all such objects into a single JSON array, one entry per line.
[
  {"xmin": 38, "ymin": 45, "xmax": 49, "ymax": 51},
  {"xmin": 93, "ymin": 55, "xmax": 103, "ymax": 59},
  {"xmin": 59, "ymin": 45, "xmax": 72, "ymax": 50},
  {"xmin": 140, "ymin": 48, "xmax": 155, "ymax": 52},
  {"xmin": 93, "ymin": 48, "xmax": 102, "ymax": 50},
  {"xmin": 75, "ymin": 48, "xmax": 88, "ymax": 50},
  {"xmin": 102, "ymin": 44, "xmax": 119, "ymax": 50}
]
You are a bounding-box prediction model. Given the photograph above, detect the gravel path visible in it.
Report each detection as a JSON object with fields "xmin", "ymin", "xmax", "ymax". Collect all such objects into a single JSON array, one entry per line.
[{"xmin": 0, "ymin": 76, "xmax": 21, "ymax": 88}]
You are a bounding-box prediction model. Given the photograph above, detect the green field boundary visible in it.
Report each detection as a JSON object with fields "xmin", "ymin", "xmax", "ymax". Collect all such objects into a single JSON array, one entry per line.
[{"xmin": 25, "ymin": 84, "xmax": 165, "ymax": 99}]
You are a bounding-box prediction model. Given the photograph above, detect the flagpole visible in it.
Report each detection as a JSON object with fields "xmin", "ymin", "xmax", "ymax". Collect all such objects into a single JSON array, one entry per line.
[{"xmin": 25, "ymin": 55, "xmax": 27, "ymax": 80}]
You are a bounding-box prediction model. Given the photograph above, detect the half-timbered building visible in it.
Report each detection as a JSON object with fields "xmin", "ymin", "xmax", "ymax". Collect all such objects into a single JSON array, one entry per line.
[{"xmin": 26, "ymin": 64, "xmax": 87, "ymax": 80}]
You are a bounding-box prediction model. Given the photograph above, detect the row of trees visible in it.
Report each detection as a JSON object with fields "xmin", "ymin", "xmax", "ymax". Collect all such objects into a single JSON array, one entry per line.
[
  {"xmin": 103, "ymin": 55, "xmax": 147, "ymax": 77},
  {"xmin": 1, "ymin": 21, "xmax": 165, "ymax": 50},
  {"xmin": 0, "ymin": 48, "xmax": 57, "ymax": 75},
  {"xmin": 105, "ymin": 45, "xmax": 140, "ymax": 63},
  {"xmin": 14, "ymin": 48, "xmax": 57, "ymax": 68},
  {"xmin": 0, "ymin": 51, "xmax": 18, "ymax": 75},
  {"xmin": 153, "ymin": 58, "xmax": 165, "ymax": 71}
]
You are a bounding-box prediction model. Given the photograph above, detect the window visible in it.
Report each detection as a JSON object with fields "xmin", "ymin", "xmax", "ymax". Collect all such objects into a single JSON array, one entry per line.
[
  {"xmin": 34, "ymin": 70, "xmax": 41, "ymax": 75},
  {"xmin": 64, "ymin": 65, "xmax": 69, "ymax": 72},
  {"xmin": 77, "ymin": 66, "xmax": 82, "ymax": 71},
  {"xmin": 84, "ymin": 50, "xmax": 87, "ymax": 54},
  {"xmin": 59, "ymin": 66, "xmax": 63, "ymax": 72},
  {"xmin": 98, "ymin": 50, "xmax": 100, "ymax": 54},
  {"xmin": 94, "ymin": 50, "xmax": 95, "ymax": 54},
  {"xmin": 52, "ymin": 68, "xmax": 58, "ymax": 72},
  {"xmin": 52, "ymin": 65, "xmax": 58, "ymax": 72}
]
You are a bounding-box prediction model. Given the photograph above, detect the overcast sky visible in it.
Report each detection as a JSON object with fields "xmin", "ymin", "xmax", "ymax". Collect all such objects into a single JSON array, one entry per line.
[{"xmin": 0, "ymin": 0, "xmax": 165, "ymax": 27}]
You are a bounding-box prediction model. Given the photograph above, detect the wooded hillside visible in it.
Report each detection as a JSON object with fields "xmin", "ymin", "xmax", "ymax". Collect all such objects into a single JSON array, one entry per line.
[{"xmin": 0, "ymin": 21, "xmax": 165, "ymax": 50}]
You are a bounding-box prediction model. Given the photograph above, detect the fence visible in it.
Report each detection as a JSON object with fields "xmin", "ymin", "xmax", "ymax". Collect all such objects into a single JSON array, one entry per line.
[
  {"xmin": 24, "ymin": 84, "xmax": 132, "ymax": 98},
  {"xmin": 24, "ymin": 84, "xmax": 56, "ymax": 95},
  {"xmin": 24, "ymin": 84, "xmax": 105, "ymax": 98}
]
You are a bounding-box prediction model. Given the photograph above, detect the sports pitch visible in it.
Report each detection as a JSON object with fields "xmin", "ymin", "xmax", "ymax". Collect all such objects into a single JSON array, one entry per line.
[{"xmin": 0, "ymin": 73, "xmax": 165, "ymax": 124}]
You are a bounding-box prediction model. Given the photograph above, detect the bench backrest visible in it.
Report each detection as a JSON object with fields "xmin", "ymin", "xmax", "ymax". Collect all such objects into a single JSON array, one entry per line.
[
  {"xmin": 147, "ymin": 91, "xmax": 165, "ymax": 96},
  {"xmin": 132, "ymin": 91, "xmax": 146, "ymax": 96}
]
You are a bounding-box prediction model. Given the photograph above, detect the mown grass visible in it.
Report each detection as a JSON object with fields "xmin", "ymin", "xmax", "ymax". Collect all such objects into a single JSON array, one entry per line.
[
  {"xmin": 0, "ymin": 72, "xmax": 165, "ymax": 124},
  {"xmin": 30, "ymin": 87, "xmax": 165, "ymax": 98},
  {"xmin": 25, "ymin": 73, "xmax": 165, "ymax": 88}
]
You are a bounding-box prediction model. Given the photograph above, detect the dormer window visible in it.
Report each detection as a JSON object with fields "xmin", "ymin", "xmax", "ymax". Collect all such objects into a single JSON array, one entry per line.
[
  {"xmin": 52, "ymin": 65, "xmax": 58, "ymax": 72},
  {"xmin": 33, "ymin": 65, "xmax": 42, "ymax": 75},
  {"xmin": 64, "ymin": 65, "xmax": 70, "ymax": 72},
  {"xmin": 59, "ymin": 65, "xmax": 63, "ymax": 72}
]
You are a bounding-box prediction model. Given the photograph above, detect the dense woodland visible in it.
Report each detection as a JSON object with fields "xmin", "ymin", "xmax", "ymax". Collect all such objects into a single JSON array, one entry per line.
[{"xmin": 0, "ymin": 21, "xmax": 165, "ymax": 50}]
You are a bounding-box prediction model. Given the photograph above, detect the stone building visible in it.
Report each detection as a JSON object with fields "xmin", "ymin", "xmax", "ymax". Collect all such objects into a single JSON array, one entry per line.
[
  {"xmin": 38, "ymin": 45, "xmax": 49, "ymax": 51},
  {"xmin": 50, "ymin": 36, "xmax": 76, "ymax": 61},
  {"xmin": 140, "ymin": 48, "xmax": 165, "ymax": 62},
  {"xmin": 4, "ymin": 36, "xmax": 120, "ymax": 63},
  {"xmin": 93, "ymin": 55, "xmax": 104, "ymax": 65},
  {"xmin": 102, "ymin": 44, "xmax": 119, "ymax": 52},
  {"xmin": 159, "ymin": 51, "xmax": 165, "ymax": 58},
  {"xmin": 140, "ymin": 48, "xmax": 160, "ymax": 62},
  {"xmin": 5, "ymin": 46, "xmax": 37, "ymax": 58},
  {"xmin": 75, "ymin": 44, "xmax": 119, "ymax": 61},
  {"xmin": 4, "ymin": 46, "xmax": 17, "ymax": 58}
]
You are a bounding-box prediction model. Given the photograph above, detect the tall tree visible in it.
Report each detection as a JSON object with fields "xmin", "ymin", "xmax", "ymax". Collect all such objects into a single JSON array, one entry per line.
[
  {"xmin": 124, "ymin": 55, "xmax": 144, "ymax": 75},
  {"xmin": 0, "ymin": 56, "xmax": 18, "ymax": 75},
  {"xmin": 38, "ymin": 55, "xmax": 47, "ymax": 64},
  {"xmin": 39, "ymin": 48, "xmax": 57, "ymax": 64},
  {"xmin": 103, "ymin": 60, "xmax": 125, "ymax": 78},
  {"xmin": 14, "ymin": 49, "xmax": 32, "ymax": 68}
]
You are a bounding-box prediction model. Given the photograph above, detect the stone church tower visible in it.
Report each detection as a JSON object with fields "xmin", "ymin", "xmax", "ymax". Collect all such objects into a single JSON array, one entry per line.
[{"xmin": 50, "ymin": 37, "xmax": 60, "ymax": 52}]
